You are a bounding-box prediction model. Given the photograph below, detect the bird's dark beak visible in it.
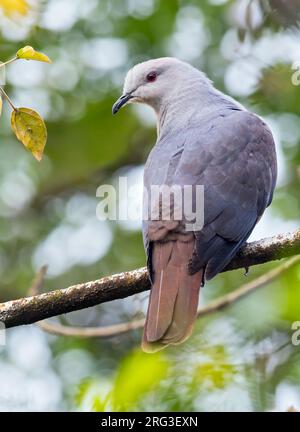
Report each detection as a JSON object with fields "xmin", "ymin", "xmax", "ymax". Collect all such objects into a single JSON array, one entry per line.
[{"xmin": 112, "ymin": 93, "xmax": 133, "ymax": 115}]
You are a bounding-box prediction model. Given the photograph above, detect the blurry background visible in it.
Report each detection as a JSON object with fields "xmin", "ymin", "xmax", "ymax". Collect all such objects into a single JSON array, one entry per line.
[{"xmin": 0, "ymin": 0, "xmax": 299, "ymax": 412}]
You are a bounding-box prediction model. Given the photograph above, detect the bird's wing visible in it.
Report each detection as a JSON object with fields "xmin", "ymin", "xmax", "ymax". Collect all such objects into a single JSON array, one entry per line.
[
  {"xmin": 143, "ymin": 131, "xmax": 187, "ymax": 280},
  {"xmin": 173, "ymin": 110, "xmax": 277, "ymax": 280}
]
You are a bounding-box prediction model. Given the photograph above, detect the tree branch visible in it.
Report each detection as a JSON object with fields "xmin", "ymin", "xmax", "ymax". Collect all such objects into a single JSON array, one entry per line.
[
  {"xmin": 0, "ymin": 229, "xmax": 299, "ymax": 329},
  {"xmin": 34, "ymin": 255, "xmax": 300, "ymax": 338}
]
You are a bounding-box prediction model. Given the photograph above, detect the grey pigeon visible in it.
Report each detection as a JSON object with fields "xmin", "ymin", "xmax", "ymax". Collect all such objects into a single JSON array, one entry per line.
[{"xmin": 113, "ymin": 58, "xmax": 277, "ymax": 352}]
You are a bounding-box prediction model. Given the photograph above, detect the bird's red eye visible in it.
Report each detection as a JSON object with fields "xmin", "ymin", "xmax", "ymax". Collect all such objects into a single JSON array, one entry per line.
[{"xmin": 146, "ymin": 71, "xmax": 157, "ymax": 82}]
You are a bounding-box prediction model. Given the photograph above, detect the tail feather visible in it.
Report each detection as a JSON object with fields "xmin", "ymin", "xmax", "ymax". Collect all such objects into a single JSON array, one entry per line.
[
  {"xmin": 146, "ymin": 266, "xmax": 180, "ymax": 342},
  {"xmin": 162, "ymin": 269, "xmax": 201, "ymax": 345},
  {"xmin": 142, "ymin": 240, "xmax": 202, "ymax": 353}
]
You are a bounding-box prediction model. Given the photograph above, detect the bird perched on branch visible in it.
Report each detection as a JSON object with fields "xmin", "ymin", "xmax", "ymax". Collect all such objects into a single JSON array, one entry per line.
[{"xmin": 113, "ymin": 58, "xmax": 277, "ymax": 353}]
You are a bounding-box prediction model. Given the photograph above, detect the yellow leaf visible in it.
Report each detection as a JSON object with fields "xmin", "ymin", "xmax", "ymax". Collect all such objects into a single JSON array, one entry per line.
[
  {"xmin": 0, "ymin": 0, "xmax": 29, "ymax": 17},
  {"xmin": 11, "ymin": 108, "xmax": 47, "ymax": 161},
  {"xmin": 16, "ymin": 46, "xmax": 52, "ymax": 63}
]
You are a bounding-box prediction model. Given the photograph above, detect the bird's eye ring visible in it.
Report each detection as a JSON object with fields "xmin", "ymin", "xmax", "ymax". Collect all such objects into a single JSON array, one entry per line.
[{"xmin": 146, "ymin": 71, "xmax": 157, "ymax": 82}]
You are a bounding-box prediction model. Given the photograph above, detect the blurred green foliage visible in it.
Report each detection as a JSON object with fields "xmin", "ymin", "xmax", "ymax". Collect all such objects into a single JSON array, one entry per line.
[{"xmin": 0, "ymin": 0, "xmax": 299, "ymax": 412}]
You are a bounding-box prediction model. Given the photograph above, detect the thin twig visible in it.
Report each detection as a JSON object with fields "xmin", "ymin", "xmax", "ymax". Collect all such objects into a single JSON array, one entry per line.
[
  {"xmin": 37, "ymin": 319, "xmax": 146, "ymax": 338},
  {"xmin": 0, "ymin": 57, "xmax": 17, "ymax": 68},
  {"xmin": 33, "ymin": 256, "xmax": 300, "ymax": 338},
  {"xmin": 196, "ymin": 255, "xmax": 300, "ymax": 318},
  {"xmin": 28, "ymin": 265, "xmax": 48, "ymax": 296},
  {"xmin": 0, "ymin": 86, "xmax": 16, "ymax": 110}
]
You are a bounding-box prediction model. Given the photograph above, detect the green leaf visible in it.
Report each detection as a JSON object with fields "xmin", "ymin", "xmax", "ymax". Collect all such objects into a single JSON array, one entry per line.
[
  {"xmin": 11, "ymin": 107, "xmax": 47, "ymax": 161},
  {"xmin": 112, "ymin": 349, "xmax": 169, "ymax": 410},
  {"xmin": 195, "ymin": 362, "xmax": 236, "ymax": 389},
  {"xmin": 16, "ymin": 46, "xmax": 51, "ymax": 63},
  {"xmin": 92, "ymin": 396, "xmax": 107, "ymax": 412}
]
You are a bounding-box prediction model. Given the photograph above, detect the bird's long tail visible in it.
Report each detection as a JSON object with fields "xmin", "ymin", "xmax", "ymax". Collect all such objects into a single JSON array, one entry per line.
[{"xmin": 142, "ymin": 240, "xmax": 202, "ymax": 353}]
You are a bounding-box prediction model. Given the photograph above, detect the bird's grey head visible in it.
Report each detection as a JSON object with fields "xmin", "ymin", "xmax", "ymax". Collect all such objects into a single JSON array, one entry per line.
[{"xmin": 112, "ymin": 57, "xmax": 203, "ymax": 115}]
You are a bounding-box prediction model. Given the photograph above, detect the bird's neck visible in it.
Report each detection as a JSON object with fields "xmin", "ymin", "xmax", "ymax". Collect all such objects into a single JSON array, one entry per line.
[{"xmin": 156, "ymin": 78, "xmax": 241, "ymax": 139}]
